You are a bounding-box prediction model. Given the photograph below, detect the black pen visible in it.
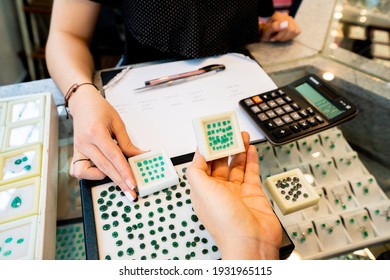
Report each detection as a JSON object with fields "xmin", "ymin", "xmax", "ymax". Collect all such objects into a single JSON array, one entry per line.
[{"xmin": 134, "ymin": 64, "xmax": 226, "ymax": 91}]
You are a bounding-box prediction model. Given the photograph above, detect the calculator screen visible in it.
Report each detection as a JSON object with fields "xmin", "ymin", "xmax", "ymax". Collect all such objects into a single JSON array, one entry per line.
[{"xmin": 295, "ymin": 82, "xmax": 344, "ymax": 119}]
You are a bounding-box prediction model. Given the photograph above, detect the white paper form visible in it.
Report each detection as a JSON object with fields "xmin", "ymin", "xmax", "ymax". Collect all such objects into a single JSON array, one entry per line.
[{"xmin": 104, "ymin": 53, "xmax": 277, "ymax": 158}]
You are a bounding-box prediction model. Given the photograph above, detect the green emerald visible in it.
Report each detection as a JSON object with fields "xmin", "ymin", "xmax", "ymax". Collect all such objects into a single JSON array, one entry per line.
[
  {"xmin": 11, "ymin": 196, "xmax": 22, "ymax": 208},
  {"xmin": 127, "ymin": 248, "xmax": 135, "ymax": 256}
]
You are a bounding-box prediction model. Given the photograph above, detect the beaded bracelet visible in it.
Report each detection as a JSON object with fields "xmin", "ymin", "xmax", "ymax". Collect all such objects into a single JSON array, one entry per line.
[{"xmin": 64, "ymin": 82, "xmax": 99, "ymax": 118}]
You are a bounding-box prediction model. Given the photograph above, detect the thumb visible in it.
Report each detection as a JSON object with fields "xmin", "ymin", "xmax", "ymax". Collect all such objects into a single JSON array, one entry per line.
[
  {"xmin": 113, "ymin": 122, "xmax": 146, "ymax": 157},
  {"xmin": 187, "ymin": 149, "xmax": 211, "ymax": 186}
]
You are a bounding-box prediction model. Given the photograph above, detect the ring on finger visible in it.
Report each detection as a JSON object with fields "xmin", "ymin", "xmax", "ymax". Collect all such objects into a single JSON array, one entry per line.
[{"xmin": 73, "ymin": 158, "xmax": 91, "ymax": 165}]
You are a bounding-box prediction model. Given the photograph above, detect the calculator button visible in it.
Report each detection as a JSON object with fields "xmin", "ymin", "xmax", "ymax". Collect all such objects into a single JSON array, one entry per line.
[
  {"xmin": 244, "ymin": 98, "xmax": 255, "ymax": 106},
  {"xmin": 270, "ymin": 91, "xmax": 278, "ymax": 99},
  {"xmin": 275, "ymin": 97, "xmax": 286, "ymax": 106},
  {"xmin": 252, "ymin": 96, "xmax": 263, "ymax": 104},
  {"xmin": 298, "ymin": 121, "xmax": 310, "ymax": 130},
  {"xmin": 298, "ymin": 109, "xmax": 309, "ymax": 118},
  {"xmin": 290, "ymin": 112, "xmax": 302, "ymax": 121},
  {"xmin": 257, "ymin": 113, "xmax": 269, "ymax": 122},
  {"xmin": 315, "ymin": 115, "xmax": 324, "ymax": 123},
  {"xmin": 306, "ymin": 107, "xmax": 315, "ymax": 115},
  {"xmin": 272, "ymin": 127, "xmax": 293, "ymax": 139},
  {"xmin": 274, "ymin": 107, "xmax": 285, "ymax": 116},
  {"xmin": 250, "ymin": 105, "xmax": 261, "ymax": 114},
  {"xmin": 277, "ymin": 89, "xmax": 286, "ymax": 96},
  {"xmin": 282, "ymin": 115, "xmax": 293, "ymax": 124},
  {"xmin": 259, "ymin": 103, "xmax": 270, "ymax": 111},
  {"xmin": 267, "ymin": 100, "xmax": 278, "ymax": 108},
  {"xmin": 282, "ymin": 104, "xmax": 293, "ymax": 113},
  {"xmin": 260, "ymin": 93, "xmax": 271, "ymax": 101},
  {"xmin": 273, "ymin": 118, "xmax": 285, "ymax": 127},
  {"xmin": 283, "ymin": 96, "xmax": 293, "ymax": 103},
  {"xmin": 265, "ymin": 110, "xmax": 277, "ymax": 119},
  {"xmin": 291, "ymin": 103, "xmax": 301, "ymax": 110},
  {"xmin": 290, "ymin": 124, "xmax": 301, "ymax": 132},
  {"xmin": 264, "ymin": 121, "xmax": 276, "ymax": 130},
  {"xmin": 307, "ymin": 118, "xmax": 318, "ymax": 127}
]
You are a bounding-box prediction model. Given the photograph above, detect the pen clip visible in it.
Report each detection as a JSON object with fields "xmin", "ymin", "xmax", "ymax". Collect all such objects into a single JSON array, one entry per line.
[{"xmin": 198, "ymin": 64, "xmax": 225, "ymax": 72}]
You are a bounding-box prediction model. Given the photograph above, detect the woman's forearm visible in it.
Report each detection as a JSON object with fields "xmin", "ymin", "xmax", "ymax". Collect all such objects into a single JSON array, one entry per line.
[{"xmin": 45, "ymin": 0, "xmax": 101, "ymax": 96}]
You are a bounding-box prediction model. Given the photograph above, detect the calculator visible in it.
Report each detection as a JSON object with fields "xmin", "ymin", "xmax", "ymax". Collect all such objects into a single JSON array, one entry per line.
[{"xmin": 239, "ymin": 74, "xmax": 358, "ymax": 145}]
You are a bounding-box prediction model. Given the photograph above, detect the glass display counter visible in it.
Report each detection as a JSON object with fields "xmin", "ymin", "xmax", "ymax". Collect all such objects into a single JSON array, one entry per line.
[{"xmin": 322, "ymin": 0, "xmax": 390, "ymax": 78}]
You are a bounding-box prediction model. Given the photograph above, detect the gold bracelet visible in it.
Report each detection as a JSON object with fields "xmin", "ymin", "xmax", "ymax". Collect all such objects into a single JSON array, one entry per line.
[{"xmin": 64, "ymin": 82, "xmax": 99, "ymax": 118}]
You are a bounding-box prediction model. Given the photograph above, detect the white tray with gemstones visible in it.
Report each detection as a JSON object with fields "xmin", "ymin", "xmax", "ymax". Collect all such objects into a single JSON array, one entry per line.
[
  {"xmin": 80, "ymin": 159, "xmax": 295, "ymax": 260},
  {"xmin": 82, "ymin": 162, "xmax": 221, "ymax": 260},
  {"xmin": 0, "ymin": 92, "xmax": 58, "ymax": 259}
]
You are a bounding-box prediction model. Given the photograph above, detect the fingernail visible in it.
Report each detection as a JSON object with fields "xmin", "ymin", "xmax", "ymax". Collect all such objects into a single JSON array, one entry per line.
[
  {"xmin": 280, "ymin": 21, "xmax": 288, "ymax": 29},
  {"xmin": 126, "ymin": 179, "xmax": 135, "ymax": 190},
  {"xmin": 124, "ymin": 191, "xmax": 137, "ymax": 202}
]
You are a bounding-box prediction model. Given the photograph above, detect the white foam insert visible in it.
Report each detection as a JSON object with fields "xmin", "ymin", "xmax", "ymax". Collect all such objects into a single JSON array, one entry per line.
[
  {"xmin": 313, "ymin": 215, "xmax": 352, "ymax": 251},
  {"xmin": 0, "ymin": 144, "xmax": 42, "ymax": 184},
  {"xmin": 265, "ymin": 168, "xmax": 320, "ymax": 215},
  {"xmin": 6, "ymin": 95, "xmax": 45, "ymax": 124},
  {"xmin": 254, "ymin": 141, "xmax": 280, "ymax": 170},
  {"xmin": 0, "ymin": 216, "xmax": 38, "ymax": 260},
  {"xmin": 128, "ymin": 149, "xmax": 179, "ymax": 198},
  {"xmin": 192, "ymin": 111, "xmax": 245, "ymax": 161},
  {"xmin": 303, "ymin": 188, "xmax": 333, "ymax": 220},
  {"xmin": 0, "ymin": 177, "xmax": 40, "ymax": 224},
  {"xmin": 319, "ymin": 128, "xmax": 352, "ymax": 157},
  {"xmin": 287, "ymin": 221, "xmax": 324, "ymax": 257},
  {"xmin": 333, "ymin": 151, "xmax": 368, "ymax": 180},
  {"xmin": 274, "ymin": 142, "xmax": 302, "ymax": 167},
  {"xmin": 349, "ymin": 175, "xmax": 388, "ymax": 206},
  {"xmin": 324, "ymin": 180, "xmax": 360, "ymax": 213},
  {"xmin": 2, "ymin": 118, "xmax": 44, "ymax": 151},
  {"xmin": 297, "ymin": 134, "xmax": 326, "ymax": 161},
  {"xmin": 310, "ymin": 157, "xmax": 341, "ymax": 186},
  {"xmin": 366, "ymin": 201, "xmax": 390, "ymax": 235},
  {"xmin": 341, "ymin": 209, "xmax": 378, "ymax": 242}
]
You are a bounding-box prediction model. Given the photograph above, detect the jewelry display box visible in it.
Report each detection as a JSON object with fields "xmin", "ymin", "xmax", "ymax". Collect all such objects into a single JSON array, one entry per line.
[{"xmin": 0, "ymin": 92, "xmax": 58, "ymax": 259}]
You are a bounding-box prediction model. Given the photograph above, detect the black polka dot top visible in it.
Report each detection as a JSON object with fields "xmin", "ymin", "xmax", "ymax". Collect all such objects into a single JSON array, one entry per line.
[{"xmin": 92, "ymin": 0, "xmax": 275, "ymax": 63}]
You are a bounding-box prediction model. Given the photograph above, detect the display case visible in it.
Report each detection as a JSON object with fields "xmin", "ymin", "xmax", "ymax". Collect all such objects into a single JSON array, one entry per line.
[
  {"xmin": 0, "ymin": 92, "xmax": 58, "ymax": 259},
  {"xmin": 323, "ymin": 0, "xmax": 390, "ymax": 72},
  {"xmin": 258, "ymin": 127, "xmax": 390, "ymax": 259}
]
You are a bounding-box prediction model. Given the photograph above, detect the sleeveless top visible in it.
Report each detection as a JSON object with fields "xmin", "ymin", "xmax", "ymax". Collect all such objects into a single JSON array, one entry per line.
[{"xmin": 92, "ymin": 0, "xmax": 274, "ymax": 63}]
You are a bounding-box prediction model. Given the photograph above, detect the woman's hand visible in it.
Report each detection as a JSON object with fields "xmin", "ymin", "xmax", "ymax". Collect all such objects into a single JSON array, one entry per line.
[
  {"xmin": 187, "ymin": 132, "xmax": 282, "ymax": 259},
  {"xmin": 260, "ymin": 11, "xmax": 301, "ymax": 42},
  {"xmin": 68, "ymin": 86, "xmax": 144, "ymax": 201}
]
